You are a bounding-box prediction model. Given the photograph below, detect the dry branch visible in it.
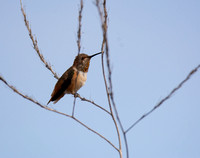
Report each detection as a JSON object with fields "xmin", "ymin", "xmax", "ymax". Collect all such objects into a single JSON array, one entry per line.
[
  {"xmin": 96, "ymin": 0, "xmax": 123, "ymax": 157},
  {"xmin": 20, "ymin": 0, "xmax": 59, "ymax": 80},
  {"xmin": 0, "ymin": 75, "xmax": 118, "ymax": 151},
  {"xmin": 126, "ymin": 64, "xmax": 200, "ymax": 133},
  {"xmin": 77, "ymin": 94, "xmax": 111, "ymax": 115},
  {"xmin": 77, "ymin": 0, "xmax": 83, "ymax": 54},
  {"xmin": 72, "ymin": 0, "xmax": 84, "ymax": 117}
]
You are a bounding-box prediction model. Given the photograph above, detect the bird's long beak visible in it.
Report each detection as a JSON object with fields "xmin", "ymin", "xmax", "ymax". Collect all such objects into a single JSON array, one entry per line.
[{"xmin": 89, "ymin": 52, "xmax": 102, "ymax": 58}]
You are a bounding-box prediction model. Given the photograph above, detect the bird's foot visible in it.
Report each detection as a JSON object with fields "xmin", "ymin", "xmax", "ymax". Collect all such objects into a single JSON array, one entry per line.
[{"xmin": 74, "ymin": 93, "xmax": 80, "ymax": 98}]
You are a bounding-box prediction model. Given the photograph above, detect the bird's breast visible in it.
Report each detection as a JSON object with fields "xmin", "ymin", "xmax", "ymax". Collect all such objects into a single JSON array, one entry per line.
[
  {"xmin": 77, "ymin": 70, "xmax": 87, "ymax": 87},
  {"xmin": 66, "ymin": 67, "xmax": 87, "ymax": 94}
]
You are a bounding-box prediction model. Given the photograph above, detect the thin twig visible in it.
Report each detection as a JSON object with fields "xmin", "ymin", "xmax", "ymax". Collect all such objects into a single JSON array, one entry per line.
[
  {"xmin": 77, "ymin": 94, "xmax": 111, "ymax": 115},
  {"xmin": 125, "ymin": 64, "xmax": 200, "ymax": 133},
  {"xmin": 72, "ymin": 0, "xmax": 84, "ymax": 117},
  {"xmin": 96, "ymin": 1, "xmax": 122, "ymax": 158},
  {"xmin": 20, "ymin": 0, "xmax": 59, "ymax": 80},
  {"xmin": 100, "ymin": 2, "xmax": 129, "ymax": 157},
  {"xmin": 0, "ymin": 75, "xmax": 118, "ymax": 151},
  {"xmin": 72, "ymin": 117, "xmax": 118, "ymax": 151},
  {"xmin": 102, "ymin": 2, "xmax": 127, "ymax": 158},
  {"xmin": 97, "ymin": 1, "xmax": 129, "ymax": 157},
  {"xmin": 72, "ymin": 96, "xmax": 77, "ymax": 117},
  {"xmin": 77, "ymin": 0, "xmax": 83, "ymax": 54}
]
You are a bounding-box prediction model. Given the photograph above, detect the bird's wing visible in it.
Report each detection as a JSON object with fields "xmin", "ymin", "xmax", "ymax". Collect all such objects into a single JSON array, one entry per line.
[{"xmin": 48, "ymin": 66, "xmax": 74, "ymax": 104}]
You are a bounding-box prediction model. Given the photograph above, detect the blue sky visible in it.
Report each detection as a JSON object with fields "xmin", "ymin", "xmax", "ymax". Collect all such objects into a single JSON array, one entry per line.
[{"xmin": 0, "ymin": 0, "xmax": 200, "ymax": 158}]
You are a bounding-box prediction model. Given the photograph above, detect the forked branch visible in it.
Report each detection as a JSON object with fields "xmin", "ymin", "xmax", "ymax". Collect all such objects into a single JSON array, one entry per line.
[{"xmin": 0, "ymin": 75, "xmax": 118, "ymax": 151}]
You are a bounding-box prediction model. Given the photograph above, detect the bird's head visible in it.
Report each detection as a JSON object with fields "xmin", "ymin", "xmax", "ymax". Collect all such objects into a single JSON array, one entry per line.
[{"xmin": 73, "ymin": 52, "xmax": 101, "ymax": 72}]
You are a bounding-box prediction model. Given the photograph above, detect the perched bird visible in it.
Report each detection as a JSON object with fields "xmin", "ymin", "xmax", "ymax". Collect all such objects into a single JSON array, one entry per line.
[{"xmin": 47, "ymin": 52, "xmax": 101, "ymax": 104}]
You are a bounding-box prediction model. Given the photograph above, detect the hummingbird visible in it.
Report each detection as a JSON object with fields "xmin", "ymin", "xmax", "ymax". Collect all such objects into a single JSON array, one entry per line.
[{"xmin": 47, "ymin": 52, "xmax": 101, "ymax": 104}]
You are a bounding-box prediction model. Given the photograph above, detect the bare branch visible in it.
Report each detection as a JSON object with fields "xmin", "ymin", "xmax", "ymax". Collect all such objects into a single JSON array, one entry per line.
[
  {"xmin": 72, "ymin": 0, "xmax": 84, "ymax": 117},
  {"xmin": 72, "ymin": 117, "xmax": 119, "ymax": 151},
  {"xmin": 0, "ymin": 75, "xmax": 47, "ymax": 109},
  {"xmin": 77, "ymin": 0, "xmax": 83, "ymax": 54},
  {"xmin": 0, "ymin": 75, "xmax": 118, "ymax": 151},
  {"xmin": 77, "ymin": 94, "xmax": 111, "ymax": 115},
  {"xmin": 102, "ymin": 0, "xmax": 125, "ymax": 138},
  {"xmin": 125, "ymin": 64, "xmax": 200, "ymax": 133},
  {"xmin": 72, "ymin": 95, "xmax": 77, "ymax": 117},
  {"xmin": 20, "ymin": 0, "xmax": 59, "ymax": 79},
  {"xmin": 96, "ymin": 1, "xmax": 123, "ymax": 157}
]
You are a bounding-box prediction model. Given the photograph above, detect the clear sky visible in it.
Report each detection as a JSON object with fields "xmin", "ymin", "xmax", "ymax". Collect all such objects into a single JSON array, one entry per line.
[{"xmin": 0, "ymin": 0, "xmax": 200, "ymax": 158}]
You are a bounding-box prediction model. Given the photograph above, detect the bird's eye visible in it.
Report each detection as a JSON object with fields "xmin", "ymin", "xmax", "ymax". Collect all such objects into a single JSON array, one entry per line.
[{"xmin": 81, "ymin": 57, "xmax": 84, "ymax": 60}]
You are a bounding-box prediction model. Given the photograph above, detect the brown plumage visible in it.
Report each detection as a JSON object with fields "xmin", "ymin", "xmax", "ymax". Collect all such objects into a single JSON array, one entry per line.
[{"xmin": 47, "ymin": 52, "xmax": 101, "ymax": 104}]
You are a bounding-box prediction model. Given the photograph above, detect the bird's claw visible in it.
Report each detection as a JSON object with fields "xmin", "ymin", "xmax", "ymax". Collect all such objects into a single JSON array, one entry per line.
[{"xmin": 74, "ymin": 93, "xmax": 80, "ymax": 98}]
